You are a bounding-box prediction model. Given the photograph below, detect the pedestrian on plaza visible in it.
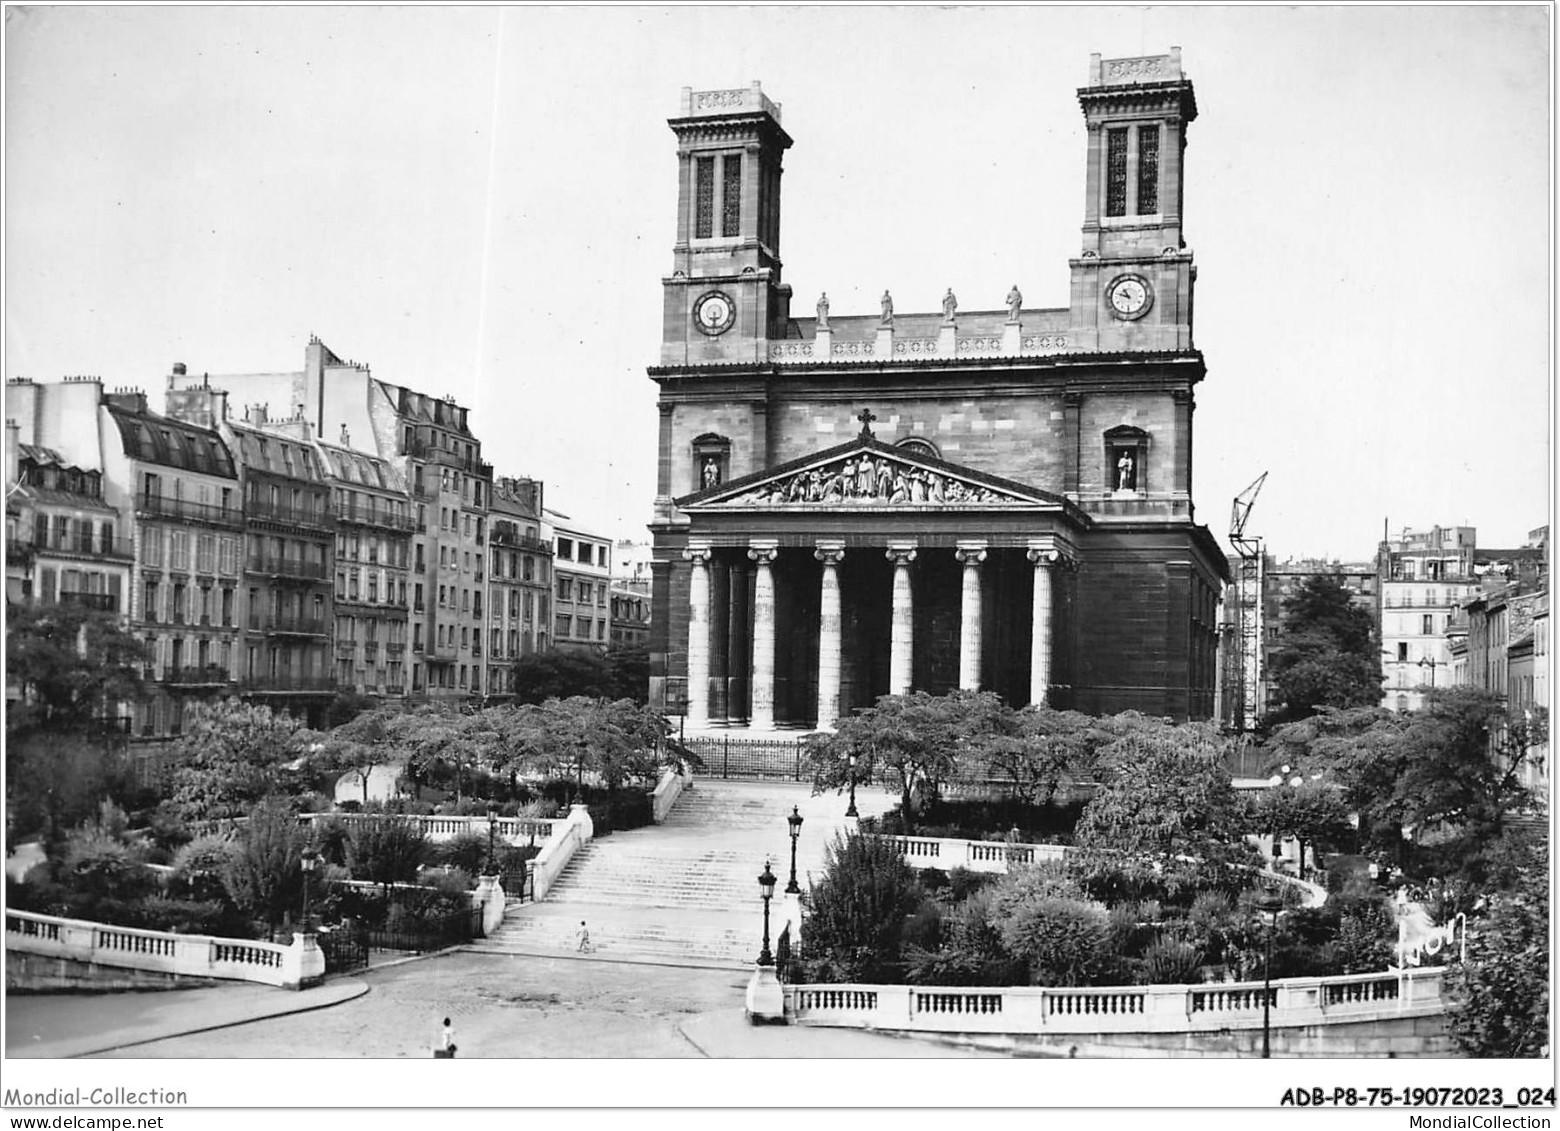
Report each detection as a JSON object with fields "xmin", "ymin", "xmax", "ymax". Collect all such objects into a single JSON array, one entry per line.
[
  {"xmin": 434, "ymin": 1017, "xmax": 456, "ymax": 1059},
  {"xmin": 576, "ymin": 920, "xmax": 593, "ymax": 953}
]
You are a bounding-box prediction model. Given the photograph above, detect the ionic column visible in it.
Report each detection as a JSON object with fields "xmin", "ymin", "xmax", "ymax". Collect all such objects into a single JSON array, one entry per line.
[
  {"xmin": 955, "ymin": 541, "xmax": 988, "ymax": 691},
  {"xmin": 1027, "ymin": 545, "xmax": 1060, "ymax": 707},
  {"xmin": 683, "ymin": 543, "xmax": 713, "ymax": 727},
  {"xmin": 747, "ymin": 540, "xmax": 779, "ymax": 731},
  {"xmin": 815, "ymin": 540, "xmax": 847, "ymax": 727},
  {"xmin": 885, "ymin": 542, "xmax": 917, "ymax": 697}
]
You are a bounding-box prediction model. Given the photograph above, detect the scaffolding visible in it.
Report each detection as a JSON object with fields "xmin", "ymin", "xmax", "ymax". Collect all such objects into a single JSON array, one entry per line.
[{"xmin": 1227, "ymin": 473, "xmax": 1267, "ymax": 732}]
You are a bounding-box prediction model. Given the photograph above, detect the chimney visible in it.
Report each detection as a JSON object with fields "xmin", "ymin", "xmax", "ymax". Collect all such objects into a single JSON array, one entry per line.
[
  {"xmin": 5, "ymin": 419, "xmax": 19, "ymax": 488},
  {"xmin": 172, "ymin": 362, "xmax": 187, "ymax": 376}
]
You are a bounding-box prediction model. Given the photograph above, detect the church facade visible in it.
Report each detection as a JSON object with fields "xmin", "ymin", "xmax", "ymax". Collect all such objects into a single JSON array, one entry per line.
[{"xmin": 646, "ymin": 50, "xmax": 1227, "ymax": 731}]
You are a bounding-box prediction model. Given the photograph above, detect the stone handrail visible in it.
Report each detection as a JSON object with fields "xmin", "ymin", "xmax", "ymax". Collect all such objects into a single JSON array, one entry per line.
[
  {"xmin": 530, "ymin": 804, "xmax": 594, "ymax": 901},
  {"xmin": 786, "ymin": 967, "xmax": 1445, "ymax": 1036},
  {"xmin": 651, "ymin": 764, "xmax": 692, "ymax": 824},
  {"xmin": 5, "ymin": 908, "xmax": 323, "ymax": 990}
]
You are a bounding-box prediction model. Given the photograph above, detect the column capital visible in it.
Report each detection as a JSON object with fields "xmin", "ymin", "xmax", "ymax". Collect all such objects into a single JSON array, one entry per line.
[
  {"xmin": 954, "ymin": 540, "xmax": 988, "ymax": 566},
  {"xmin": 814, "ymin": 539, "xmax": 846, "ymax": 566},
  {"xmin": 885, "ymin": 542, "xmax": 918, "ymax": 566},
  {"xmin": 658, "ymin": 402, "xmax": 676, "ymax": 417},
  {"xmin": 683, "ymin": 543, "xmax": 713, "ymax": 565},
  {"xmin": 747, "ymin": 537, "xmax": 779, "ymax": 565},
  {"xmin": 1027, "ymin": 547, "xmax": 1061, "ymax": 566}
]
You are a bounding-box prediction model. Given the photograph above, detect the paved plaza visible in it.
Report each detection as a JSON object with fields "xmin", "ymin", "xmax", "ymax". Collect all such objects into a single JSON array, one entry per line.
[{"xmin": 7, "ymin": 950, "xmax": 996, "ymax": 1059}]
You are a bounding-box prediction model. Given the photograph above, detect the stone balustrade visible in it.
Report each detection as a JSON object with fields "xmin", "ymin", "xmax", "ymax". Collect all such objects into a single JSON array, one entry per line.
[
  {"xmin": 786, "ymin": 967, "xmax": 1446, "ymax": 1039},
  {"xmin": 296, "ymin": 812, "xmax": 561, "ymax": 845},
  {"xmin": 651, "ymin": 763, "xmax": 693, "ymax": 824},
  {"xmin": 530, "ymin": 804, "xmax": 594, "ymax": 901},
  {"xmin": 5, "ymin": 909, "xmax": 323, "ymax": 990}
]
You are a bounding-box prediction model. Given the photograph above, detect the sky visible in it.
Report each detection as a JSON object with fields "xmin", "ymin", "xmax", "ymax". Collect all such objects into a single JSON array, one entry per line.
[{"xmin": 4, "ymin": 4, "xmax": 1552, "ymax": 561}]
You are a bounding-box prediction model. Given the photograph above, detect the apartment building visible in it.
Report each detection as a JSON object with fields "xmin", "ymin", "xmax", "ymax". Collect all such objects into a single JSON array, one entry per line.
[
  {"xmin": 548, "ymin": 509, "xmax": 612, "ymax": 654},
  {"xmin": 484, "ymin": 476, "xmax": 553, "ymax": 698}
]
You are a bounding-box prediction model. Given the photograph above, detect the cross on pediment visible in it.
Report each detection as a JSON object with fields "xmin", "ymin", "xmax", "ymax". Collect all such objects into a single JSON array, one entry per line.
[{"xmin": 857, "ymin": 408, "xmax": 877, "ymax": 438}]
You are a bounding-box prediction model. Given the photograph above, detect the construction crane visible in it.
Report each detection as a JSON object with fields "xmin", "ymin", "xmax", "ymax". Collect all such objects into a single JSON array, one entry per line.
[{"xmin": 1226, "ymin": 472, "xmax": 1268, "ymax": 732}]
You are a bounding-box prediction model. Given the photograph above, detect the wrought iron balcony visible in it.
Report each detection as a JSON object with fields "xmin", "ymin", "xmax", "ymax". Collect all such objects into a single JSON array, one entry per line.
[
  {"xmin": 138, "ymin": 494, "xmax": 243, "ymax": 528},
  {"xmin": 259, "ymin": 614, "xmax": 329, "ymax": 636},
  {"xmin": 9, "ymin": 534, "xmax": 135, "ymax": 561},
  {"xmin": 336, "ymin": 502, "xmax": 419, "ymax": 531},
  {"xmin": 162, "ymin": 664, "xmax": 232, "ymax": 687},
  {"xmin": 57, "ymin": 591, "xmax": 120, "ymax": 612},
  {"xmin": 246, "ymin": 554, "xmax": 329, "ymax": 580},
  {"xmin": 246, "ymin": 498, "xmax": 334, "ymax": 529},
  {"xmin": 237, "ymin": 674, "xmax": 337, "ymax": 693}
]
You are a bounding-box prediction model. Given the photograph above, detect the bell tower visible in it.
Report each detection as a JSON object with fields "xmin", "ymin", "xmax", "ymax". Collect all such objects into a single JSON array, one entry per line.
[
  {"xmin": 1069, "ymin": 48, "xmax": 1198, "ymax": 353},
  {"xmin": 661, "ymin": 82, "xmax": 793, "ymax": 367}
]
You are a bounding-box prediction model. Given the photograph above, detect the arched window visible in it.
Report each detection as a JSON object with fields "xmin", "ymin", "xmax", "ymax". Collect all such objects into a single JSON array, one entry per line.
[{"xmin": 895, "ymin": 437, "xmax": 941, "ymax": 460}]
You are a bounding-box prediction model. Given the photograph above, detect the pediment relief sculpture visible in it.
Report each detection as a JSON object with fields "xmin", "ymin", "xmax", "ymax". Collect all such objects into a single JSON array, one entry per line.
[{"xmin": 714, "ymin": 452, "xmax": 1023, "ymax": 507}]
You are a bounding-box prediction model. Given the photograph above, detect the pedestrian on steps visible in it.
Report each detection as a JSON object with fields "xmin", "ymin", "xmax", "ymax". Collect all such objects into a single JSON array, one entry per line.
[{"xmin": 576, "ymin": 920, "xmax": 593, "ymax": 954}]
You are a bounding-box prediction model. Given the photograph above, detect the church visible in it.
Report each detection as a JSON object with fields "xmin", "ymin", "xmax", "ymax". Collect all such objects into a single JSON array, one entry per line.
[{"xmin": 646, "ymin": 49, "xmax": 1227, "ymax": 731}]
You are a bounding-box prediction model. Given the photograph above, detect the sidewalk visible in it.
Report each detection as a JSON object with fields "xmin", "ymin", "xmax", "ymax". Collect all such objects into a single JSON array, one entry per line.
[{"xmin": 7, "ymin": 979, "xmax": 370, "ymax": 1059}]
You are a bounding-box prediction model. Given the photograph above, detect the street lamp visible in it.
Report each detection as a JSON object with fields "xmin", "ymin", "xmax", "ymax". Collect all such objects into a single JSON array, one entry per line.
[
  {"xmin": 845, "ymin": 752, "xmax": 858, "ymax": 818},
  {"xmin": 1256, "ymin": 887, "xmax": 1284, "ymax": 1059},
  {"xmin": 756, "ymin": 861, "xmax": 777, "ymax": 967},
  {"xmin": 1417, "ymin": 656, "xmax": 1439, "ymax": 687},
  {"xmin": 785, "ymin": 806, "xmax": 804, "ymax": 894},
  {"xmin": 487, "ymin": 807, "xmax": 499, "ymax": 876},
  {"xmin": 300, "ymin": 847, "xmax": 320, "ymax": 934}
]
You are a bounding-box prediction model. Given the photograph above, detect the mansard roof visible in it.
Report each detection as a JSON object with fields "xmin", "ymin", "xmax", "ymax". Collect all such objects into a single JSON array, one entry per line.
[{"xmin": 107, "ymin": 404, "xmax": 236, "ymax": 478}]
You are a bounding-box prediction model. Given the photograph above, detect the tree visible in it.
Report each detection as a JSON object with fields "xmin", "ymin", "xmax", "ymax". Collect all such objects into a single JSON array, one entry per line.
[
  {"xmin": 606, "ymin": 645, "xmax": 650, "ymax": 704},
  {"xmin": 511, "ymin": 649, "xmax": 618, "ymax": 704},
  {"xmin": 346, "ymin": 816, "xmax": 428, "ymax": 895},
  {"xmin": 1245, "ymin": 778, "xmax": 1355, "ymax": 877},
  {"xmin": 1264, "ymin": 575, "xmax": 1382, "ymax": 726},
  {"xmin": 317, "ymin": 705, "xmax": 404, "ymax": 804},
  {"xmin": 166, "ymin": 699, "xmax": 313, "ymax": 821},
  {"xmin": 1074, "ymin": 721, "xmax": 1243, "ymax": 860},
  {"xmin": 1445, "ymin": 838, "xmax": 1548, "ymax": 1057},
  {"xmin": 5, "ymin": 604, "xmax": 150, "ymax": 844},
  {"xmin": 522, "ymin": 697, "xmax": 672, "ymax": 795},
  {"xmin": 973, "ymin": 706, "xmax": 1097, "ymax": 808},
  {"xmin": 221, "ymin": 797, "xmax": 308, "ymax": 928},
  {"xmin": 804, "ymin": 691, "xmax": 1008, "ymax": 830},
  {"xmin": 5, "ymin": 603, "xmax": 149, "ymax": 731}
]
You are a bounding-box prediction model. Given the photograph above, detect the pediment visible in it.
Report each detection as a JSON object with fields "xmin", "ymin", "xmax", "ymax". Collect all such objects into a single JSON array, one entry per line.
[{"xmin": 678, "ymin": 437, "xmax": 1065, "ymax": 511}]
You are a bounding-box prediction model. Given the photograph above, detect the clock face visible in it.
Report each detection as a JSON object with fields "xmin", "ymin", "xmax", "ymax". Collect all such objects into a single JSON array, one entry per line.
[
  {"xmin": 1107, "ymin": 275, "xmax": 1152, "ymax": 320},
  {"xmin": 693, "ymin": 291, "xmax": 735, "ymax": 336}
]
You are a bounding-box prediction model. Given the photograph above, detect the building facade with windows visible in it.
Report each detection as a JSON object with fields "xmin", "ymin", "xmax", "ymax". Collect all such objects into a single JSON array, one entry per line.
[
  {"xmin": 1377, "ymin": 526, "xmax": 1481, "ymax": 712},
  {"xmin": 647, "ymin": 54, "xmax": 1226, "ymax": 729},
  {"xmin": 5, "ymin": 420, "xmax": 134, "ymax": 616},
  {"xmin": 486, "ymin": 476, "xmax": 553, "ymax": 697},
  {"xmin": 549, "ymin": 509, "xmax": 614, "ymax": 653},
  {"xmin": 315, "ymin": 439, "xmax": 414, "ymax": 700}
]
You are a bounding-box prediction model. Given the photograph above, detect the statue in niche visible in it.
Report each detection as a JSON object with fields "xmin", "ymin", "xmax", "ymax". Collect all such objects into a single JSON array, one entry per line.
[
  {"xmin": 816, "ymin": 292, "xmax": 830, "ymax": 330},
  {"xmin": 1006, "ymin": 285, "xmax": 1023, "ymax": 324},
  {"xmin": 1116, "ymin": 451, "xmax": 1136, "ymax": 491},
  {"xmin": 702, "ymin": 457, "xmax": 721, "ymax": 489},
  {"xmin": 942, "ymin": 288, "xmax": 958, "ymax": 324},
  {"xmin": 880, "ymin": 290, "xmax": 894, "ymax": 327}
]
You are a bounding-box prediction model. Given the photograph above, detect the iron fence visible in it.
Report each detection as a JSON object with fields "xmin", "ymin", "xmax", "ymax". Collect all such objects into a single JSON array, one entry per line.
[
  {"xmin": 317, "ymin": 923, "xmax": 369, "ymax": 974},
  {"xmin": 499, "ymin": 861, "xmax": 535, "ymax": 902},
  {"xmin": 366, "ymin": 906, "xmax": 484, "ymax": 953},
  {"xmin": 681, "ymin": 734, "xmax": 811, "ymax": 782}
]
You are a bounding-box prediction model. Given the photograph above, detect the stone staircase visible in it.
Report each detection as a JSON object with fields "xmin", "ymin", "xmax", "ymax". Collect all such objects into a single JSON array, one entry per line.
[{"xmin": 473, "ymin": 778, "xmax": 892, "ymax": 967}]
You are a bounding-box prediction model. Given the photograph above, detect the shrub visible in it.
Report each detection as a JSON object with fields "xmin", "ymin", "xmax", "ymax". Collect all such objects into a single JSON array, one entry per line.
[
  {"xmin": 435, "ymin": 831, "xmax": 493, "ymax": 875},
  {"xmin": 347, "ymin": 818, "xmax": 429, "ymax": 890},
  {"xmin": 1333, "ymin": 898, "xmax": 1396, "ymax": 974},
  {"xmin": 1142, "ymin": 938, "xmax": 1204, "ymax": 984},
  {"xmin": 802, "ymin": 832, "xmax": 927, "ymax": 983},
  {"xmin": 222, "ymin": 798, "xmax": 308, "ymax": 928},
  {"xmin": 906, "ymin": 886, "xmax": 1026, "ymax": 987},
  {"xmin": 61, "ymin": 831, "xmax": 156, "ymax": 902},
  {"xmin": 995, "ymin": 895, "xmax": 1112, "ymax": 986},
  {"xmin": 169, "ymin": 835, "xmax": 238, "ymax": 904}
]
